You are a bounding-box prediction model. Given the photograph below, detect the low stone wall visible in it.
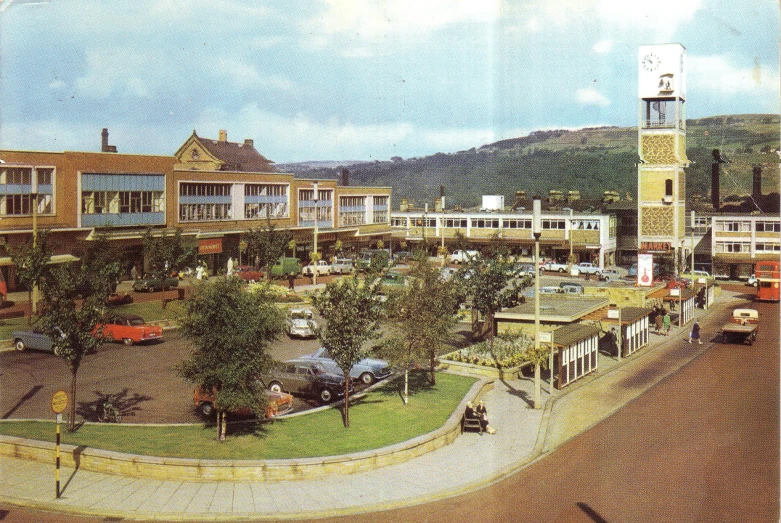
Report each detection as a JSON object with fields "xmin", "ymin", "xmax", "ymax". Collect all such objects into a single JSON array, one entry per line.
[
  {"xmin": 0, "ymin": 378, "xmax": 495, "ymax": 482},
  {"xmin": 437, "ymin": 358, "xmax": 531, "ymax": 380}
]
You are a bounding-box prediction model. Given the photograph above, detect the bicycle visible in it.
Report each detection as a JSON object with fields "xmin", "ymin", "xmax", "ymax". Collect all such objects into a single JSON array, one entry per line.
[{"xmin": 97, "ymin": 398, "xmax": 122, "ymax": 423}]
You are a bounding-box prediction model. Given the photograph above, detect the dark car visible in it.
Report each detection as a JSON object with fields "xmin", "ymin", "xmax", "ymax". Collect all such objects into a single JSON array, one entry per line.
[
  {"xmin": 265, "ymin": 358, "xmax": 353, "ymax": 404},
  {"xmin": 132, "ymin": 274, "xmax": 179, "ymax": 292},
  {"xmin": 301, "ymin": 347, "xmax": 392, "ymax": 385},
  {"xmin": 193, "ymin": 385, "xmax": 294, "ymax": 418}
]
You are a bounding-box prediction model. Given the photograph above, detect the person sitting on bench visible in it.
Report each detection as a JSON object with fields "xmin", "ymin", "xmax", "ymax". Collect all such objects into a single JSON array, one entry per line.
[{"xmin": 466, "ymin": 401, "xmax": 496, "ymax": 434}]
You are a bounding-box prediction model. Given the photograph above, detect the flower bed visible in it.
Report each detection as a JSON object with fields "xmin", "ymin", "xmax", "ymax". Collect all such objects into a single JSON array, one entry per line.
[{"xmin": 438, "ymin": 334, "xmax": 533, "ymax": 379}]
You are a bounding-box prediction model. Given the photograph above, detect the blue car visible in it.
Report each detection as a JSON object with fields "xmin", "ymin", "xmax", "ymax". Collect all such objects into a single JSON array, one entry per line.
[
  {"xmin": 12, "ymin": 328, "xmax": 60, "ymax": 352},
  {"xmin": 302, "ymin": 347, "xmax": 392, "ymax": 385}
]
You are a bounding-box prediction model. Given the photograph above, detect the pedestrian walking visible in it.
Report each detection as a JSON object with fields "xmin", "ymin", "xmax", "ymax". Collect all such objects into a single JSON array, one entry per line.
[
  {"xmin": 130, "ymin": 265, "xmax": 138, "ymax": 281},
  {"xmin": 287, "ymin": 272, "xmax": 296, "ymax": 291},
  {"xmin": 662, "ymin": 311, "xmax": 671, "ymax": 336},
  {"xmin": 688, "ymin": 320, "xmax": 702, "ymax": 344},
  {"xmin": 654, "ymin": 309, "xmax": 663, "ymax": 334}
]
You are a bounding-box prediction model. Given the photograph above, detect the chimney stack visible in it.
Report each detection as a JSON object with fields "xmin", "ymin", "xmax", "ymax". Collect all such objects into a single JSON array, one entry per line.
[
  {"xmin": 244, "ymin": 138, "xmax": 254, "ymax": 148},
  {"xmin": 752, "ymin": 165, "xmax": 762, "ymax": 202},
  {"xmin": 711, "ymin": 149, "xmax": 727, "ymax": 211},
  {"xmin": 218, "ymin": 129, "xmax": 227, "ymax": 142},
  {"xmin": 101, "ymin": 128, "xmax": 117, "ymax": 153}
]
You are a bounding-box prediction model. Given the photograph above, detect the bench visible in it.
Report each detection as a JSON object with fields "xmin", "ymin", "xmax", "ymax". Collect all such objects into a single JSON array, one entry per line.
[{"xmin": 461, "ymin": 413, "xmax": 483, "ymax": 434}]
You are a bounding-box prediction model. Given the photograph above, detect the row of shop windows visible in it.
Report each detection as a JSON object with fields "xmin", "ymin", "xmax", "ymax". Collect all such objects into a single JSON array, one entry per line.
[
  {"xmin": 0, "ymin": 167, "xmax": 53, "ymax": 186},
  {"xmin": 715, "ymin": 220, "xmax": 781, "ymax": 233},
  {"xmin": 82, "ymin": 191, "xmax": 165, "ymax": 214},
  {"xmin": 392, "ymin": 217, "xmax": 600, "ymax": 230},
  {"xmin": 1, "ymin": 194, "xmax": 53, "ymax": 215}
]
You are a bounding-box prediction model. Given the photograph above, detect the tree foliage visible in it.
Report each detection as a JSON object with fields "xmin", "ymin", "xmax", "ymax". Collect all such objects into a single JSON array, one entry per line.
[
  {"xmin": 142, "ymin": 228, "xmax": 195, "ymax": 282},
  {"xmin": 312, "ymin": 276, "xmax": 382, "ymax": 427},
  {"xmin": 244, "ymin": 221, "xmax": 293, "ymax": 274},
  {"xmin": 11, "ymin": 229, "xmax": 51, "ymax": 323},
  {"xmin": 176, "ymin": 278, "xmax": 285, "ymax": 440},
  {"xmin": 381, "ymin": 253, "xmax": 459, "ymax": 391},
  {"xmin": 39, "ymin": 262, "xmax": 112, "ymax": 431}
]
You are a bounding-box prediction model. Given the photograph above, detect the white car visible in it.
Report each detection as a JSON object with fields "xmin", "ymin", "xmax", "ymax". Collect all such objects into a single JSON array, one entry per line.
[
  {"xmin": 330, "ymin": 258, "xmax": 355, "ymax": 274},
  {"xmin": 747, "ymin": 274, "xmax": 758, "ymax": 287},
  {"xmin": 287, "ymin": 308, "xmax": 317, "ymax": 339},
  {"xmin": 302, "ymin": 260, "xmax": 331, "ymax": 277},
  {"xmin": 449, "ymin": 250, "xmax": 480, "ymax": 264}
]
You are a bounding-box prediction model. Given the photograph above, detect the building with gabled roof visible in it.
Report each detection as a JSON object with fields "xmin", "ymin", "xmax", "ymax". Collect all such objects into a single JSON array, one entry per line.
[{"xmin": 175, "ymin": 129, "xmax": 274, "ymax": 173}]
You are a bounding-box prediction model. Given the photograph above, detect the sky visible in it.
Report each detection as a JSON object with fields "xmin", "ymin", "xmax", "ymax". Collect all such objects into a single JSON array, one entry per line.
[{"xmin": 0, "ymin": 0, "xmax": 778, "ymax": 163}]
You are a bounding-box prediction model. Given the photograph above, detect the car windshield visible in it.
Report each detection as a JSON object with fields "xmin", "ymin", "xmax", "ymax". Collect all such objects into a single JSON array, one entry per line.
[{"xmin": 128, "ymin": 318, "xmax": 145, "ymax": 326}]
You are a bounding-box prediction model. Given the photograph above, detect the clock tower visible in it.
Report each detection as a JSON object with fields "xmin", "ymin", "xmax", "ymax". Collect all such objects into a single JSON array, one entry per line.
[{"xmin": 637, "ymin": 43, "xmax": 689, "ymax": 279}]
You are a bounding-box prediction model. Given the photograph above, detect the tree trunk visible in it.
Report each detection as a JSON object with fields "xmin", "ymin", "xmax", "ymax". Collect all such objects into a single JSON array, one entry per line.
[
  {"xmin": 68, "ymin": 369, "xmax": 77, "ymax": 432},
  {"xmin": 403, "ymin": 369, "xmax": 409, "ymax": 405},
  {"xmin": 343, "ymin": 379, "xmax": 350, "ymax": 428},
  {"xmin": 27, "ymin": 289, "xmax": 32, "ymax": 325},
  {"xmin": 429, "ymin": 350, "xmax": 436, "ymax": 385},
  {"xmin": 219, "ymin": 410, "xmax": 226, "ymax": 441}
]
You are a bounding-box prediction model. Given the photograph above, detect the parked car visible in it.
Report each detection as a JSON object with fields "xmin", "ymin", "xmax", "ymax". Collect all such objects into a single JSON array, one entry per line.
[
  {"xmin": 379, "ymin": 271, "xmax": 407, "ymax": 288},
  {"xmin": 270, "ymin": 257, "xmax": 302, "ymax": 278},
  {"xmin": 330, "ymin": 258, "xmax": 355, "ymax": 274},
  {"xmin": 539, "ymin": 286, "xmax": 563, "ymax": 294},
  {"xmin": 265, "ymin": 358, "xmax": 353, "ymax": 404},
  {"xmin": 132, "ymin": 274, "xmax": 179, "ymax": 292},
  {"xmin": 287, "ymin": 308, "xmax": 317, "ymax": 339},
  {"xmin": 747, "ymin": 274, "xmax": 759, "ymax": 287},
  {"xmin": 232, "ymin": 265, "xmax": 264, "ymax": 282},
  {"xmin": 302, "ymin": 260, "xmax": 331, "ymax": 277},
  {"xmin": 559, "ymin": 282, "xmax": 584, "ymax": 294},
  {"xmin": 93, "ymin": 314, "xmax": 163, "ymax": 346},
  {"xmin": 598, "ymin": 268, "xmax": 622, "ymax": 282},
  {"xmin": 543, "ymin": 261, "xmax": 569, "ymax": 273},
  {"xmin": 355, "ymin": 249, "xmax": 390, "ymax": 272},
  {"xmin": 301, "ymin": 347, "xmax": 392, "ymax": 385},
  {"xmin": 12, "ymin": 327, "xmax": 60, "ymax": 352},
  {"xmin": 0, "ymin": 269, "xmax": 7, "ymax": 302},
  {"xmin": 574, "ymin": 262, "xmax": 601, "ymax": 275},
  {"xmin": 449, "ymin": 250, "xmax": 480, "ymax": 264},
  {"xmin": 193, "ymin": 385, "xmax": 294, "ymax": 418}
]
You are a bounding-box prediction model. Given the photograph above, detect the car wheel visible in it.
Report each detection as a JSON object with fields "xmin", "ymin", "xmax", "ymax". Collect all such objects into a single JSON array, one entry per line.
[
  {"xmin": 753, "ymin": 282, "xmax": 758, "ymax": 287},
  {"xmin": 122, "ymin": 338, "xmax": 134, "ymax": 346},
  {"xmin": 200, "ymin": 402, "xmax": 214, "ymax": 416},
  {"xmin": 359, "ymin": 372, "xmax": 374, "ymax": 385},
  {"xmin": 147, "ymin": 287, "xmax": 154, "ymax": 293},
  {"xmin": 558, "ymin": 268, "xmax": 565, "ymax": 273},
  {"xmin": 319, "ymin": 388, "xmax": 334, "ymax": 403},
  {"xmin": 268, "ymin": 382, "xmax": 283, "ymax": 393},
  {"xmin": 14, "ymin": 339, "xmax": 25, "ymax": 351}
]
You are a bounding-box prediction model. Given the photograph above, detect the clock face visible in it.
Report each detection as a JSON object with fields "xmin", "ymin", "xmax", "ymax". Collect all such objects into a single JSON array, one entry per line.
[
  {"xmin": 642, "ymin": 53, "xmax": 660, "ymax": 72},
  {"xmin": 191, "ymin": 148, "xmax": 200, "ymax": 160}
]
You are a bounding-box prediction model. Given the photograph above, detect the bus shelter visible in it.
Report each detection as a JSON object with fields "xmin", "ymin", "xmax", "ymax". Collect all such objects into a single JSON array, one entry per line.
[{"xmin": 552, "ymin": 323, "xmax": 601, "ymax": 390}]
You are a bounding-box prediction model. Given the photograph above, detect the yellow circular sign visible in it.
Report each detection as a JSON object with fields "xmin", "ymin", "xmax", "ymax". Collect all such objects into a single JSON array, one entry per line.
[{"xmin": 51, "ymin": 390, "xmax": 68, "ymax": 414}]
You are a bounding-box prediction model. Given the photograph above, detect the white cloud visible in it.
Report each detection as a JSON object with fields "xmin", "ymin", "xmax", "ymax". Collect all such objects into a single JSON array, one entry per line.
[
  {"xmin": 300, "ymin": 0, "xmax": 501, "ymax": 49},
  {"xmin": 689, "ymin": 54, "xmax": 778, "ymax": 95},
  {"xmin": 575, "ymin": 88, "xmax": 611, "ymax": 106},
  {"xmin": 592, "ymin": 39, "xmax": 613, "ymax": 54},
  {"xmin": 74, "ymin": 48, "xmax": 156, "ymax": 99}
]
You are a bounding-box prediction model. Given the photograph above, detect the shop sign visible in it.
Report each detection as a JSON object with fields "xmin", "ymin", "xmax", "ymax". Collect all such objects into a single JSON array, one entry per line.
[
  {"xmin": 198, "ymin": 238, "xmax": 223, "ymax": 254},
  {"xmin": 640, "ymin": 241, "xmax": 671, "ymax": 253}
]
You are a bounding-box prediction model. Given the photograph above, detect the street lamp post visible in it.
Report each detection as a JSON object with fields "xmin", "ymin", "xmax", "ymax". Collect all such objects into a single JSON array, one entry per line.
[
  {"xmin": 312, "ymin": 181, "xmax": 319, "ymax": 286},
  {"xmin": 31, "ymin": 169, "xmax": 39, "ymax": 316},
  {"xmin": 532, "ymin": 196, "xmax": 543, "ymax": 410},
  {"xmin": 440, "ymin": 196, "xmax": 446, "ymax": 267},
  {"xmin": 690, "ymin": 210, "xmax": 695, "ymax": 276}
]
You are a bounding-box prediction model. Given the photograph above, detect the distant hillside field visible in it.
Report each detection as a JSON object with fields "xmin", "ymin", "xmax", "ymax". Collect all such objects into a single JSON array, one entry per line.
[{"xmin": 276, "ymin": 114, "xmax": 780, "ymax": 209}]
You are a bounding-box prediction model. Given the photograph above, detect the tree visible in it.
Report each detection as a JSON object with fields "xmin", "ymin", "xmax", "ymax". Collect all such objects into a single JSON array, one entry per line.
[
  {"xmin": 457, "ymin": 253, "xmax": 529, "ymax": 346},
  {"xmin": 381, "ymin": 253, "xmax": 459, "ymax": 397},
  {"xmin": 312, "ymin": 276, "xmax": 382, "ymax": 427},
  {"xmin": 11, "ymin": 229, "xmax": 51, "ymax": 324},
  {"xmin": 74, "ymin": 228, "xmax": 122, "ymax": 297},
  {"xmin": 245, "ymin": 221, "xmax": 292, "ymax": 276},
  {"xmin": 39, "ymin": 262, "xmax": 113, "ymax": 431},
  {"xmin": 142, "ymin": 228, "xmax": 195, "ymax": 288},
  {"xmin": 176, "ymin": 278, "xmax": 285, "ymax": 440}
]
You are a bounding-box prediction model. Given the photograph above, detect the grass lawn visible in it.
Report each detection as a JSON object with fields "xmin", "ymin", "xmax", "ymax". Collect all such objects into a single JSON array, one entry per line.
[{"xmin": 0, "ymin": 372, "xmax": 476, "ymax": 460}]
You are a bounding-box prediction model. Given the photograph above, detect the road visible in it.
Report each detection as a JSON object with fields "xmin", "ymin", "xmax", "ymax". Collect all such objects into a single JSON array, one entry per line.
[{"xmin": 301, "ymin": 298, "xmax": 779, "ymax": 523}]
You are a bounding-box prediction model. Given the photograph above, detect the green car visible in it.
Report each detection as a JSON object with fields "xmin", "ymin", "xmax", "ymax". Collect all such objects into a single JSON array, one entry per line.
[{"xmin": 132, "ymin": 274, "xmax": 180, "ymax": 292}]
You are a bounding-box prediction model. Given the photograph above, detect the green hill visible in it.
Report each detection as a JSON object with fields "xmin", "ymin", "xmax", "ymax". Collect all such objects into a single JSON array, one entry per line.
[{"xmin": 277, "ymin": 114, "xmax": 780, "ymax": 209}]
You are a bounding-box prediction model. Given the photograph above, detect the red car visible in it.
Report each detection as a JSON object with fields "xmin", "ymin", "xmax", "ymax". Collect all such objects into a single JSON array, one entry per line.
[
  {"xmin": 93, "ymin": 314, "xmax": 163, "ymax": 346},
  {"xmin": 193, "ymin": 385, "xmax": 294, "ymax": 418},
  {"xmin": 233, "ymin": 265, "xmax": 264, "ymax": 282}
]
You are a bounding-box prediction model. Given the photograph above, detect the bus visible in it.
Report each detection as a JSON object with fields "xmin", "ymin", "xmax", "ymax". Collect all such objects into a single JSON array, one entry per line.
[{"xmin": 755, "ymin": 260, "xmax": 780, "ymax": 302}]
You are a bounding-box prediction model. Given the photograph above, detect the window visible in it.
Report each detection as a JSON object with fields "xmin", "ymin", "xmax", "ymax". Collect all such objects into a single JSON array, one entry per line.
[
  {"xmin": 573, "ymin": 220, "xmax": 600, "ymax": 230},
  {"xmin": 445, "ymin": 218, "xmax": 468, "ymax": 228},
  {"xmin": 244, "ymin": 184, "xmax": 287, "ymax": 197},
  {"xmin": 82, "ymin": 190, "xmax": 163, "ymax": 214},
  {"xmin": 0, "ymin": 166, "xmax": 55, "ymax": 216},
  {"xmin": 179, "ymin": 203, "xmax": 232, "ymax": 222},
  {"xmin": 472, "ymin": 218, "xmax": 500, "ymax": 228},
  {"xmin": 372, "ymin": 209, "xmax": 388, "ymax": 224},
  {"xmin": 756, "ymin": 221, "xmax": 780, "ymax": 233},
  {"xmin": 665, "ymin": 179, "xmax": 673, "ymax": 196},
  {"xmin": 714, "ymin": 241, "xmax": 751, "ymax": 254},
  {"xmin": 715, "ymin": 220, "xmax": 751, "ymax": 233},
  {"xmin": 542, "ymin": 220, "xmax": 565, "ymax": 230},
  {"xmin": 755, "ymin": 243, "xmax": 781, "ymax": 253},
  {"xmin": 391, "ymin": 217, "xmax": 407, "ymax": 227},
  {"xmin": 180, "ymin": 183, "xmax": 231, "ymax": 197},
  {"xmin": 373, "ymin": 195, "xmax": 388, "ymax": 207},
  {"xmin": 245, "ymin": 202, "xmax": 288, "ymax": 219},
  {"xmin": 504, "ymin": 219, "xmax": 531, "ymax": 229}
]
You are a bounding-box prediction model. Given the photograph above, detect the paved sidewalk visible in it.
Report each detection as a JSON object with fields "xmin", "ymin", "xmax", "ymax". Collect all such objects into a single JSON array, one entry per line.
[{"xmin": 0, "ymin": 289, "xmax": 752, "ymax": 520}]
